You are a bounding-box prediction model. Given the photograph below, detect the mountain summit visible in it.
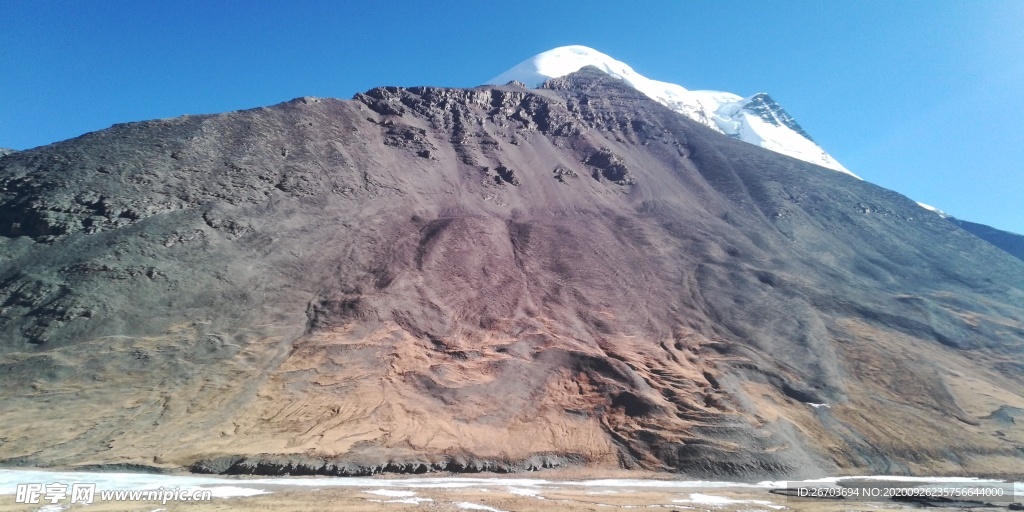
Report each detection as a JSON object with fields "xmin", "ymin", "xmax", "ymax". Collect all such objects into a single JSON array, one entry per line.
[{"xmin": 489, "ymin": 46, "xmax": 856, "ymax": 177}]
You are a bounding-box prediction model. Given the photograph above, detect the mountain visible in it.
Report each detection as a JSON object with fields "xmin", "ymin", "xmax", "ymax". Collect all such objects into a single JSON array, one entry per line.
[
  {"xmin": 488, "ymin": 46, "xmax": 856, "ymax": 177},
  {"xmin": 1, "ymin": 68, "xmax": 1023, "ymax": 480},
  {"xmin": 0, "ymin": 148, "xmax": 16, "ymax": 158}
]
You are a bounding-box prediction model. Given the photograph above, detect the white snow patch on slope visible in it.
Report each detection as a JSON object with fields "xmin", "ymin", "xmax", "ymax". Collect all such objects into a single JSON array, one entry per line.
[
  {"xmin": 488, "ymin": 45, "xmax": 857, "ymax": 178},
  {"xmin": 917, "ymin": 202, "xmax": 951, "ymax": 218}
]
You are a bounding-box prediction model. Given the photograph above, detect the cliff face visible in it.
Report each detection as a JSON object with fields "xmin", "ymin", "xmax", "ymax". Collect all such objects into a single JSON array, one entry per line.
[{"xmin": 1, "ymin": 68, "xmax": 1023, "ymax": 479}]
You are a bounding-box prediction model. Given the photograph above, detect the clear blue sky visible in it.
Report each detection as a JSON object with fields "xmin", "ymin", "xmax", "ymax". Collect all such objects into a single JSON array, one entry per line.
[{"xmin": 2, "ymin": 0, "xmax": 1021, "ymax": 233}]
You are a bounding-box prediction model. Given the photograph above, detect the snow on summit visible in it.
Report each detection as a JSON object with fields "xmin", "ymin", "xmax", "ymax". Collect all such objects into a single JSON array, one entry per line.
[{"xmin": 488, "ymin": 46, "xmax": 858, "ymax": 178}]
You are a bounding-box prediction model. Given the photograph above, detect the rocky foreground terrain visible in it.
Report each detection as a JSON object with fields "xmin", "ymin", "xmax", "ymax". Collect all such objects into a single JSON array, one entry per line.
[{"xmin": 1, "ymin": 68, "xmax": 1022, "ymax": 480}]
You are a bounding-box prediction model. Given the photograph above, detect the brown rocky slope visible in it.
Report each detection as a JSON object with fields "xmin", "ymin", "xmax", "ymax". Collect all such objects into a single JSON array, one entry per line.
[{"xmin": 0, "ymin": 68, "xmax": 1022, "ymax": 479}]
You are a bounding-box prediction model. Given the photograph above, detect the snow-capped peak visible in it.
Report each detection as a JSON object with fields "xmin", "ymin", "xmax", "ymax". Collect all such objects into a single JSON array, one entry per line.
[
  {"xmin": 489, "ymin": 46, "xmax": 636, "ymax": 89},
  {"xmin": 487, "ymin": 46, "xmax": 858, "ymax": 179}
]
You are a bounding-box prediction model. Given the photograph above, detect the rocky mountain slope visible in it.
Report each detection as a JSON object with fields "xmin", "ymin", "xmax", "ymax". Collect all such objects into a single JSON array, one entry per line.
[
  {"xmin": 949, "ymin": 218, "xmax": 1024, "ymax": 262},
  {"xmin": 917, "ymin": 202, "xmax": 1024, "ymax": 262},
  {"xmin": 1, "ymin": 68, "xmax": 1022, "ymax": 479}
]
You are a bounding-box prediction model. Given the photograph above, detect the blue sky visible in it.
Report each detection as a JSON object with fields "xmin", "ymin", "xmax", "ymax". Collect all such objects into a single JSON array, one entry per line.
[{"xmin": 2, "ymin": 0, "xmax": 1021, "ymax": 233}]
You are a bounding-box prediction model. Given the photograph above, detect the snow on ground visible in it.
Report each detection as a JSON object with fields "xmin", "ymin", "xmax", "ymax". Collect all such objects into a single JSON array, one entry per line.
[
  {"xmin": 507, "ymin": 486, "xmax": 545, "ymax": 498},
  {"xmin": 758, "ymin": 475, "xmax": 1018, "ymax": 487},
  {"xmin": 2, "ymin": 468, "xmax": 1020, "ymax": 506},
  {"xmin": 363, "ymin": 489, "xmax": 434, "ymax": 504},
  {"xmin": 367, "ymin": 497, "xmax": 433, "ymax": 505},
  {"xmin": 365, "ymin": 489, "xmax": 416, "ymax": 497},
  {"xmin": 674, "ymin": 493, "xmax": 786, "ymax": 509},
  {"xmin": 456, "ymin": 502, "xmax": 507, "ymax": 512},
  {"xmin": 204, "ymin": 486, "xmax": 271, "ymax": 498},
  {"xmin": 562, "ymin": 478, "xmax": 764, "ymax": 488},
  {"xmin": 0, "ymin": 469, "xmax": 271, "ymax": 498},
  {"xmin": 13, "ymin": 468, "xmax": 1013, "ymax": 493}
]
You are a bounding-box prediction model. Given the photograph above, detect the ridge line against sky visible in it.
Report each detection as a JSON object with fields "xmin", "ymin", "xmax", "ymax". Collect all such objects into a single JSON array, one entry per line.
[{"xmin": 1, "ymin": 0, "xmax": 1021, "ymax": 234}]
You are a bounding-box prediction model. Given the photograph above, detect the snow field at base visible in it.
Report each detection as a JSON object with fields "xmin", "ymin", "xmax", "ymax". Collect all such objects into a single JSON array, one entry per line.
[
  {"xmin": 487, "ymin": 45, "xmax": 858, "ymax": 177},
  {"xmin": 5, "ymin": 469, "xmax": 1018, "ymax": 493},
  {"xmin": 2, "ymin": 469, "xmax": 1021, "ymax": 509}
]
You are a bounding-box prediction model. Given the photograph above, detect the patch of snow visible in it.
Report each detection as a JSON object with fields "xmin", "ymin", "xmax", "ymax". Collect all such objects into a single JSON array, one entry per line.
[
  {"xmin": 806, "ymin": 402, "xmax": 830, "ymax": 409},
  {"xmin": 757, "ymin": 475, "xmax": 1017, "ymax": 488},
  {"xmin": 844, "ymin": 476, "xmax": 1007, "ymax": 483},
  {"xmin": 366, "ymin": 489, "xmax": 417, "ymax": 497},
  {"xmin": 673, "ymin": 493, "xmax": 785, "ymax": 509},
  {"xmin": 507, "ymin": 486, "xmax": 545, "ymax": 498},
  {"xmin": 456, "ymin": 502, "xmax": 507, "ymax": 512},
  {"xmin": 488, "ymin": 45, "xmax": 856, "ymax": 177},
  {"xmin": 917, "ymin": 202, "xmax": 951, "ymax": 218},
  {"xmin": 201, "ymin": 485, "xmax": 271, "ymax": 498},
  {"xmin": 565, "ymin": 479, "xmax": 762, "ymax": 488},
  {"xmin": 0, "ymin": 469, "xmax": 272, "ymax": 498},
  {"xmin": 675, "ymin": 493, "xmax": 740, "ymax": 505},
  {"xmin": 361, "ymin": 488, "xmax": 433, "ymax": 504},
  {"xmin": 756, "ymin": 477, "xmax": 826, "ymax": 487},
  {"xmin": 380, "ymin": 497, "xmax": 433, "ymax": 504}
]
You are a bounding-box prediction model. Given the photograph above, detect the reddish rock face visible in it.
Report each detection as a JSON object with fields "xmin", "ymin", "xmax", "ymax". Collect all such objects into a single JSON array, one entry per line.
[{"xmin": 0, "ymin": 69, "xmax": 1022, "ymax": 479}]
